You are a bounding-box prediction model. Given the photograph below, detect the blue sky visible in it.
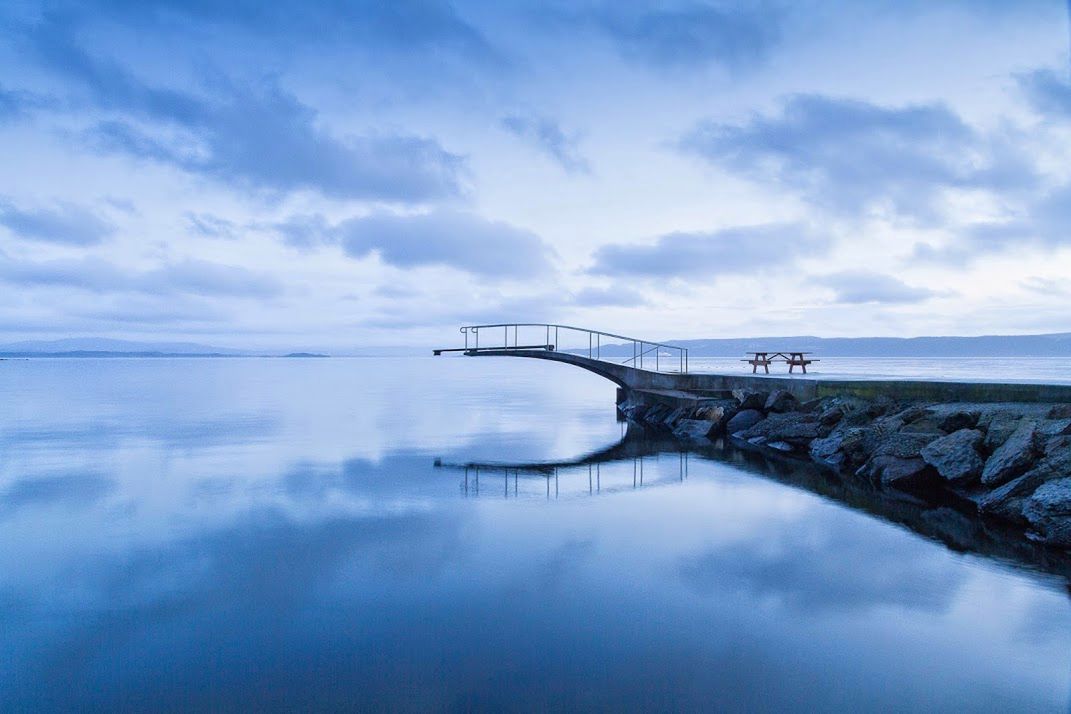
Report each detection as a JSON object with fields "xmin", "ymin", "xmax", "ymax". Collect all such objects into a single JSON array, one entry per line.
[{"xmin": 0, "ymin": 1, "xmax": 1069, "ymax": 349}]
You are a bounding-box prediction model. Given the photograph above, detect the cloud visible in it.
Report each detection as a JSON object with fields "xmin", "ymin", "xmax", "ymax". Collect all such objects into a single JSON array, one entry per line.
[
  {"xmin": 274, "ymin": 210, "xmax": 556, "ymax": 278},
  {"xmin": 28, "ymin": 22, "xmax": 466, "ymax": 202},
  {"xmin": 912, "ymin": 182, "xmax": 1071, "ymax": 266},
  {"xmin": 501, "ymin": 113, "xmax": 590, "ymax": 174},
  {"xmin": 589, "ymin": 223, "xmax": 821, "ymax": 279},
  {"xmin": 0, "ymin": 472, "xmax": 114, "ymax": 515},
  {"xmin": 569, "ymin": 286, "xmax": 647, "ymax": 307},
  {"xmin": 0, "ymin": 256, "xmax": 283, "ymax": 298},
  {"xmin": 57, "ymin": 0, "xmax": 502, "ymax": 67},
  {"xmin": 680, "ymin": 94, "xmax": 1037, "ymax": 222},
  {"xmin": 813, "ymin": 271, "xmax": 938, "ymax": 304},
  {"xmin": 1019, "ymin": 68, "xmax": 1071, "ymax": 120},
  {"xmin": 0, "ymin": 198, "xmax": 116, "ymax": 246},
  {"xmin": 581, "ymin": 2, "xmax": 782, "ymax": 72},
  {"xmin": 184, "ymin": 212, "xmax": 238, "ymax": 239}
]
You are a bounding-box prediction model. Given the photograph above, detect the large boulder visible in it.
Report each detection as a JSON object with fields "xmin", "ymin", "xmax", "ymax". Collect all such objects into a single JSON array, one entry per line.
[
  {"xmin": 978, "ymin": 436, "xmax": 1071, "ymax": 524},
  {"xmin": 981, "ymin": 415, "xmax": 1023, "ymax": 453},
  {"xmin": 765, "ymin": 389, "xmax": 799, "ymax": 413},
  {"xmin": 859, "ymin": 455, "xmax": 934, "ymax": 489},
  {"xmin": 938, "ymin": 410, "xmax": 980, "ymax": 434},
  {"xmin": 737, "ymin": 412, "xmax": 821, "ymax": 446},
  {"xmin": 732, "ymin": 389, "xmax": 768, "ymax": 411},
  {"xmin": 920, "ymin": 428, "xmax": 984, "ymax": 485},
  {"xmin": 981, "ymin": 420, "xmax": 1040, "ymax": 486},
  {"xmin": 691, "ymin": 400, "xmax": 739, "ymax": 436},
  {"xmin": 818, "ymin": 405, "xmax": 844, "ymax": 427},
  {"xmin": 1023, "ymin": 478, "xmax": 1071, "ymax": 547},
  {"xmin": 727, "ymin": 409, "xmax": 763, "ymax": 435},
  {"xmin": 673, "ymin": 419, "xmax": 716, "ymax": 441}
]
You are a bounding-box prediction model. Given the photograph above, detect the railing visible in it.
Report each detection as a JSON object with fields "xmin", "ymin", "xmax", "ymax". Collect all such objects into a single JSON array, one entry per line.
[{"xmin": 456, "ymin": 323, "xmax": 688, "ymax": 373}]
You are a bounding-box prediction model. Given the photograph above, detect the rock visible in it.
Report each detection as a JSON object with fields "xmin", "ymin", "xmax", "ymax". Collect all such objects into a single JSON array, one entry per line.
[
  {"xmin": 818, "ymin": 406, "xmax": 843, "ymax": 427},
  {"xmin": 767, "ymin": 441, "xmax": 794, "ymax": 452},
  {"xmin": 859, "ymin": 455, "xmax": 934, "ymax": 489},
  {"xmin": 896, "ymin": 406, "xmax": 933, "ymax": 424},
  {"xmin": 920, "ymin": 429, "xmax": 984, "ymax": 485},
  {"xmin": 900, "ymin": 417, "xmax": 945, "ymax": 435},
  {"xmin": 663, "ymin": 407, "xmax": 690, "ymax": 428},
  {"xmin": 978, "ymin": 438, "xmax": 1071, "ymax": 524},
  {"xmin": 737, "ymin": 412, "xmax": 820, "ymax": 446},
  {"xmin": 872, "ymin": 431, "xmax": 937, "ymax": 459},
  {"xmin": 673, "ymin": 419, "xmax": 716, "ymax": 441},
  {"xmin": 764, "ymin": 389, "xmax": 799, "ymax": 413},
  {"xmin": 982, "ymin": 416, "xmax": 1022, "ymax": 453},
  {"xmin": 732, "ymin": 389, "xmax": 767, "ymax": 411},
  {"xmin": 978, "ymin": 469, "xmax": 1052, "ymax": 525},
  {"xmin": 981, "ymin": 420, "xmax": 1040, "ymax": 487},
  {"xmin": 799, "ymin": 398, "xmax": 823, "ymax": 413},
  {"xmin": 939, "ymin": 410, "xmax": 979, "ymax": 434},
  {"xmin": 866, "ymin": 397, "xmax": 898, "ymax": 418},
  {"xmin": 747, "ymin": 436, "xmax": 767, "ymax": 446},
  {"xmin": 1023, "ymin": 478, "xmax": 1071, "ymax": 547},
  {"xmin": 1062, "ymin": 422, "xmax": 1071, "ymax": 436},
  {"xmin": 810, "ymin": 435, "xmax": 845, "ymax": 467},
  {"xmin": 727, "ymin": 409, "xmax": 763, "ymax": 435},
  {"xmin": 1047, "ymin": 404, "xmax": 1071, "ymax": 420}
]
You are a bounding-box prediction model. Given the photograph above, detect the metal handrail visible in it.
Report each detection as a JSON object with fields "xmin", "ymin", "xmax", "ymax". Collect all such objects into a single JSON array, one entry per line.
[{"xmin": 457, "ymin": 322, "xmax": 688, "ymax": 373}]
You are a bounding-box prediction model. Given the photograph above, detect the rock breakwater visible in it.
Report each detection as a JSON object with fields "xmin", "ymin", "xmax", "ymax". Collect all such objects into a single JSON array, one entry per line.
[{"xmin": 618, "ymin": 388, "xmax": 1071, "ymax": 548}]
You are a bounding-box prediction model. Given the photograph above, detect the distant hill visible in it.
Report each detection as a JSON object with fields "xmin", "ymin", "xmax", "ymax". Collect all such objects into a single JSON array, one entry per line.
[
  {"xmin": 588, "ymin": 332, "xmax": 1071, "ymax": 358},
  {"xmin": 0, "ymin": 337, "xmax": 258, "ymax": 357}
]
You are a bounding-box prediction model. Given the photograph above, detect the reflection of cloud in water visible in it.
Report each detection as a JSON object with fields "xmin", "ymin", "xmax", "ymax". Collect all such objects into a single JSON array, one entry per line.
[
  {"xmin": 0, "ymin": 413, "xmax": 279, "ymax": 451},
  {"xmin": 0, "ymin": 472, "xmax": 114, "ymax": 515},
  {"xmin": 679, "ymin": 510, "xmax": 964, "ymax": 613},
  {"xmin": 2, "ymin": 507, "xmax": 466, "ymax": 709}
]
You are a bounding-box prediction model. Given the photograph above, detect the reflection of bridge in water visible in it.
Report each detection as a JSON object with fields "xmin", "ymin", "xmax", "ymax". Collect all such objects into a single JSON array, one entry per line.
[
  {"xmin": 437, "ymin": 426, "xmax": 1071, "ymax": 588},
  {"xmin": 435, "ymin": 426, "xmax": 691, "ymax": 499}
]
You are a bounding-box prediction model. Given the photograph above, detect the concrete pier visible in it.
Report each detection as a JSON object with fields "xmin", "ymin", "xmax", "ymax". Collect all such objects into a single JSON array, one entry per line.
[{"xmin": 466, "ymin": 348, "xmax": 1071, "ymax": 404}]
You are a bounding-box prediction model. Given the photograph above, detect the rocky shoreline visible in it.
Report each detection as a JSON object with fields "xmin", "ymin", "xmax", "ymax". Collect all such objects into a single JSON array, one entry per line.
[{"xmin": 618, "ymin": 388, "xmax": 1071, "ymax": 548}]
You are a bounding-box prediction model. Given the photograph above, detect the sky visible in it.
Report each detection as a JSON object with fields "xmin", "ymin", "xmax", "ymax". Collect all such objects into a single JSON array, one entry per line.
[{"xmin": 0, "ymin": 0, "xmax": 1070, "ymax": 350}]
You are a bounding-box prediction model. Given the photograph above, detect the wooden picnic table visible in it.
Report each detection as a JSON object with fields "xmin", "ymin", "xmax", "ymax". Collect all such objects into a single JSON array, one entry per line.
[{"xmin": 742, "ymin": 351, "xmax": 818, "ymax": 374}]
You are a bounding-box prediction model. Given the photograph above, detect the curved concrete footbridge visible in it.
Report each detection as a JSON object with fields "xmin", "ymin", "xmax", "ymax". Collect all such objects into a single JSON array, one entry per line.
[{"xmin": 434, "ymin": 323, "xmax": 1071, "ymax": 405}]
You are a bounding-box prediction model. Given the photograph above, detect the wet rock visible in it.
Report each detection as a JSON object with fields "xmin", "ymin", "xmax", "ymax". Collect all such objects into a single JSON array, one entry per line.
[
  {"xmin": 977, "ymin": 440, "xmax": 1071, "ymax": 524},
  {"xmin": 765, "ymin": 389, "xmax": 799, "ymax": 413},
  {"xmin": 1062, "ymin": 422, "xmax": 1071, "ymax": 437},
  {"xmin": 767, "ymin": 440, "xmax": 794, "ymax": 452},
  {"xmin": 939, "ymin": 410, "xmax": 980, "ymax": 434},
  {"xmin": 672, "ymin": 419, "xmax": 716, "ymax": 441},
  {"xmin": 1023, "ymin": 478, "xmax": 1071, "ymax": 547},
  {"xmin": 799, "ymin": 398, "xmax": 823, "ymax": 413},
  {"xmin": 663, "ymin": 407, "xmax": 690, "ymax": 428},
  {"xmin": 809, "ymin": 435, "xmax": 844, "ymax": 467},
  {"xmin": 727, "ymin": 409, "xmax": 763, "ymax": 435},
  {"xmin": 920, "ymin": 429, "xmax": 984, "ymax": 485},
  {"xmin": 732, "ymin": 389, "xmax": 767, "ymax": 411},
  {"xmin": 981, "ymin": 420, "xmax": 1040, "ymax": 487},
  {"xmin": 978, "ymin": 469, "xmax": 1051, "ymax": 525},
  {"xmin": 859, "ymin": 455, "xmax": 934, "ymax": 489}
]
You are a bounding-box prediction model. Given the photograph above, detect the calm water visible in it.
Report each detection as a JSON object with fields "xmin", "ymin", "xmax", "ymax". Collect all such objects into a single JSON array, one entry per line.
[{"xmin": 1, "ymin": 357, "xmax": 1070, "ymax": 711}]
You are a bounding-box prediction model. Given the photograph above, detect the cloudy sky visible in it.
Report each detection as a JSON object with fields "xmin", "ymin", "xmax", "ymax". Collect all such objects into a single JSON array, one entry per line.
[{"xmin": 1, "ymin": 1, "xmax": 1070, "ymax": 350}]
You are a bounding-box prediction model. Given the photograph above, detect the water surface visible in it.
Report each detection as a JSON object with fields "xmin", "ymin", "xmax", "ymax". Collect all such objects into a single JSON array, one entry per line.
[{"xmin": 1, "ymin": 357, "xmax": 1069, "ymax": 711}]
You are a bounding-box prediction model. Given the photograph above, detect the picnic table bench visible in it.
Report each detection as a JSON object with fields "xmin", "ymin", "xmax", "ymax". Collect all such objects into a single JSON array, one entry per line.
[{"xmin": 742, "ymin": 351, "xmax": 819, "ymax": 374}]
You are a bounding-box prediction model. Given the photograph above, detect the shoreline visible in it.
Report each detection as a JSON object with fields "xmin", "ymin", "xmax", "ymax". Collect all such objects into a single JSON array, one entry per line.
[{"xmin": 619, "ymin": 386, "xmax": 1071, "ymax": 550}]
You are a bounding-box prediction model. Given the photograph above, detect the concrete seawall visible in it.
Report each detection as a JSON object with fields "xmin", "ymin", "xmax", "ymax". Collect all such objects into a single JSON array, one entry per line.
[{"xmin": 469, "ymin": 348, "xmax": 1071, "ymax": 404}]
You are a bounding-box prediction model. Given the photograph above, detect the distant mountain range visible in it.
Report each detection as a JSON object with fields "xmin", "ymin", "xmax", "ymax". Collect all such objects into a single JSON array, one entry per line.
[
  {"xmin": 589, "ymin": 332, "xmax": 1071, "ymax": 358},
  {"xmin": 0, "ymin": 338, "xmax": 327, "ymax": 357}
]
